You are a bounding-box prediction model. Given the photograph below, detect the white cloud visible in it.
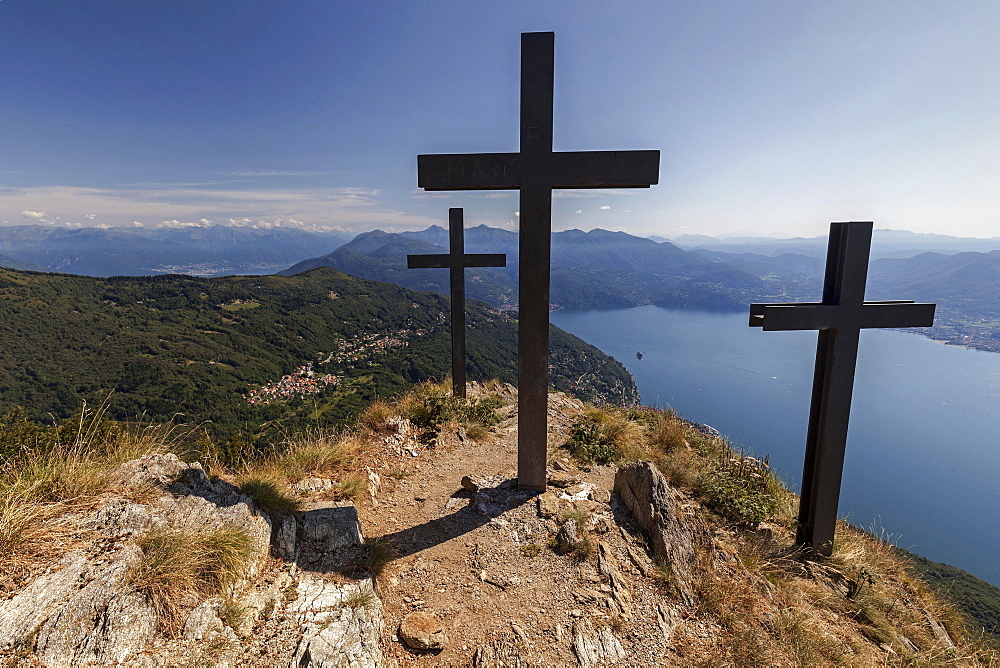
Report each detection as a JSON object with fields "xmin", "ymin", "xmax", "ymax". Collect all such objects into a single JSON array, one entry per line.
[
  {"xmin": 575, "ymin": 210, "xmax": 582, "ymax": 214},
  {"xmin": 514, "ymin": 211, "xmax": 519, "ymax": 216},
  {"xmin": 83, "ymin": 213, "xmax": 96, "ymax": 220},
  {"xmin": 225, "ymin": 170, "xmax": 337, "ymax": 177},
  {"xmin": 600, "ymin": 205, "xmax": 611, "ymax": 210},
  {"xmin": 409, "ymin": 191, "xmax": 451, "ymax": 200},
  {"xmin": 0, "ymin": 185, "xmax": 437, "ymax": 233},
  {"xmin": 132, "ymin": 221, "xmax": 145, "ymax": 227}
]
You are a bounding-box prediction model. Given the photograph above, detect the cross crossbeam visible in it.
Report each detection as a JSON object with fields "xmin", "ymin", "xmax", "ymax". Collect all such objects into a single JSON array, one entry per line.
[
  {"xmin": 407, "ymin": 208, "xmax": 506, "ymax": 398},
  {"xmin": 750, "ymin": 222, "xmax": 935, "ymax": 555},
  {"xmin": 416, "ymin": 32, "xmax": 660, "ymax": 490}
]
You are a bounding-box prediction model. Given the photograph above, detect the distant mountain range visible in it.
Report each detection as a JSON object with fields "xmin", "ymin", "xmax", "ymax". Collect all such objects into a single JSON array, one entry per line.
[
  {"xmin": 285, "ymin": 225, "xmax": 1000, "ymax": 352},
  {"xmin": 0, "ymin": 224, "xmax": 351, "ymax": 277},
  {"xmin": 281, "ymin": 225, "xmax": 766, "ymax": 310},
  {"xmin": 2, "ymin": 222, "xmax": 996, "ymax": 352},
  {"xmin": 669, "ymin": 229, "xmax": 1000, "ymax": 259}
]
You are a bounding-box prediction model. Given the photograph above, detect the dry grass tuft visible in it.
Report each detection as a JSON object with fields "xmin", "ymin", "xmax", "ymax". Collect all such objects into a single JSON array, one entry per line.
[
  {"xmin": 0, "ymin": 487, "xmax": 77, "ymax": 591},
  {"xmin": 236, "ymin": 475, "xmax": 300, "ymax": 518},
  {"xmin": 364, "ymin": 536, "xmax": 400, "ymax": 579},
  {"xmin": 335, "ymin": 473, "xmax": 366, "ymax": 501},
  {"xmin": 275, "ymin": 429, "xmax": 357, "ymax": 480},
  {"xmin": 357, "ymin": 400, "xmax": 395, "ymax": 435},
  {"xmin": 0, "ymin": 409, "xmax": 178, "ymax": 589},
  {"xmin": 344, "ymin": 587, "xmax": 376, "ymax": 610},
  {"xmin": 127, "ymin": 525, "xmax": 258, "ymax": 634},
  {"xmin": 647, "ymin": 409, "xmax": 687, "ymax": 453}
]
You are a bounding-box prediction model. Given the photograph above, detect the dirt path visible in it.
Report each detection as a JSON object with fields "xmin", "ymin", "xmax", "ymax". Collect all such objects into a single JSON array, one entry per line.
[{"xmin": 356, "ymin": 386, "xmax": 685, "ymax": 667}]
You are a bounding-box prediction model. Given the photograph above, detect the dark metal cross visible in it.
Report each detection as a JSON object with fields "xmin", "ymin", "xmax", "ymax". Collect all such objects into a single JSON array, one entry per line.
[
  {"xmin": 750, "ymin": 221, "xmax": 935, "ymax": 555},
  {"xmin": 417, "ymin": 32, "xmax": 659, "ymax": 491},
  {"xmin": 407, "ymin": 208, "xmax": 506, "ymax": 399}
]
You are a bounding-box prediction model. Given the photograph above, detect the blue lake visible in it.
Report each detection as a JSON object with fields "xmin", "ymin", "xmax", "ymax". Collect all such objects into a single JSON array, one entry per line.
[{"xmin": 551, "ymin": 305, "xmax": 1000, "ymax": 587}]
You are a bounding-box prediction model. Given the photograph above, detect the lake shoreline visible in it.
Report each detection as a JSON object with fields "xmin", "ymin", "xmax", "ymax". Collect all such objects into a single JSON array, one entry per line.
[{"xmin": 552, "ymin": 305, "xmax": 1000, "ymax": 588}]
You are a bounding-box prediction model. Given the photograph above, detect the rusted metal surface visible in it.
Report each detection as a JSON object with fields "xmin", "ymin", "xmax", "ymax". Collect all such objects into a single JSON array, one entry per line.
[
  {"xmin": 407, "ymin": 208, "xmax": 506, "ymax": 398},
  {"xmin": 416, "ymin": 32, "xmax": 660, "ymax": 491},
  {"xmin": 750, "ymin": 222, "xmax": 936, "ymax": 555}
]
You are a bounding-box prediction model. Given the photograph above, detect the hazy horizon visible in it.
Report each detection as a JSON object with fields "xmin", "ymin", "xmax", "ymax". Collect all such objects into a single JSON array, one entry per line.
[{"xmin": 3, "ymin": 2, "xmax": 998, "ymax": 239}]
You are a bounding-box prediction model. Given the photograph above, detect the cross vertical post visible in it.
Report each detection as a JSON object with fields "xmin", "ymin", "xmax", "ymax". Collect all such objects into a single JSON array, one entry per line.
[
  {"xmin": 517, "ymin": 32, "xmax": 556, "ymax": 494},
  {"xmin": 750, "ymin": 222, "xmax": 935, "ymax": 555},
  {"xmin": 417, "ymin": 32, "xmax": 660, "ymax": 491},
  {"xmin": 407, "ymin": 208, "xmax": 506, "ymax": 398},
  {"xmin": 448, "ymin": 209, "xmax": 467, "ymax": 398}
]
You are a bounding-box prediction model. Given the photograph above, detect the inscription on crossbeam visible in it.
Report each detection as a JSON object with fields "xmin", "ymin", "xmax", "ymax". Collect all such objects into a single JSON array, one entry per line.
[
  {"xmin": 750, "ymin": 222, "xmax": 935, "ymax": 555},
  {"xmin": 416, "ymin": 32, "xmax": 660, "ymax": 490},
  {"xmin": 407, "ymin": 208, "xmax": 506, "ymax": 398}
]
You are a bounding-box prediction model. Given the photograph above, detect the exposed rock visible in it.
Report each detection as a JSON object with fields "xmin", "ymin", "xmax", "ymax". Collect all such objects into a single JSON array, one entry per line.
[
  {"xmin": 556, "ymin": 519, "xmax": 582, "ymax": 554},
  {"xmin": 434, "ymin": 423, "xmax": 468, "ymax": 448},
  {"xmin": 472, "ymin": 634, "xmax": 528, "ymax": 667},
  {"xmin": 655, "ymin": 601, "xmax": 680, "ymax": 642},
  {"xmin": 925, "ymin": 609, "xmax": 955, "ymax": 647},
  {"xmin": 805, "ymin": 561, "xmax": 859, "ymax": 599},
  {"xmin": 461, "ymin": 475, "xmax": 480, "ymax": 493},
  {"xmin": 294, "ymin": 476, "xmax": 337, "ymax": 493},
  {"xmin": 537, "ymin": 491, "xmax": 565, "ymax": 519},
  {"xmin": 288, "ymin": 572, "xmax": 384, "ymax": 667},
  {"xmin": 114, "ymin": 452, "xmax": 189, "ymax": 488},
  {"xmin": 0, "ymin": 551, "xmax": 89, "ymax": 652},
  {"xmin": 590, "ymin": 487, "xmax": 612, "ymax": 504},
  {"xmin": 366, "ymin": 469, "xmax": 381, "ymax": 507},
  {"xmin": 613, "ymin": 461, "xmax": 704, "ymax": 605},
  {"xmin": 90, "ymin": 497, "xmax": 152, "ymax": 538},
  {"xmin": 399, "ymin": 610, "xmax": 448, "ymax": 650},
  {"xmin": 382, "ymin": 416, "xmax": 420, "ymax": 454},
  {"xmin": 3, "ymin": 454, "xmax": 272, "ymax": 665},
  {"xmin": 479, "ymin": 569, "xmax": 522, "ymax": 590},
  {"xmin": 233, "ymin": 572, "xmax": 293, "ymax": 637},
  {"xmin": 301, "ymin": 501, "xmax": 363, "ymax": 551},
  {"xmin": 547, "ymin": 471, "xmax": 579, "ymax": 488},
  {"xmin": 275, "ymin": 514, "xmax": 297, "ymax": 561},
  {"xmin": 183, "ymin": 599, "xmax": 226, "ymax": 641},
  {"xmin": 34, "ymin": 546, "xmax": 157, "ymax": 667},
  {"xmin": 597, "ymin": 542, "xmax": 632, "ymax": 614},
  {"xmin": 571, "ymin": 618, "xmax": 626, "ymax": 667},
  {"xmin": 620, "ymin": 537, "xmax": 652, "ymax": 577}
]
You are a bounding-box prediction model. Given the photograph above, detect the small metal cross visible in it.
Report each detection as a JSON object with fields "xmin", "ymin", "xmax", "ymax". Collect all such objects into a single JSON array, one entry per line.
[
  {"xmin": 407, "ymin": 208, "xmax": 506, "ymax": 398},
  {"xmin": 750, "ymin": 221, "xmax": 935, "ymax": 555},
  {"xmin": 417, "ymin": 32, "xmax": 660, "ymax": 490}
]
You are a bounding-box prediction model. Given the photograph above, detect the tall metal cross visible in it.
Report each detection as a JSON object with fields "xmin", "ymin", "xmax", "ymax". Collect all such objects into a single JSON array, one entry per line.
[
  {"xmin": 417, "ymin": 32, "xmax": 660, "ymax": 491},
  {"xmin": 750, "ymin": 222, "xmax": 935, "ymax": 555},
  {"xmin": 407, "ymin": 208, "xmax": 506, "ymax": 398}
]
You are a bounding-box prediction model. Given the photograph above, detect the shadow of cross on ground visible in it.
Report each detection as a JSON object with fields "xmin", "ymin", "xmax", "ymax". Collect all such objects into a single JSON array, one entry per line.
[
  {"xmin": 374, "ymin": 480, "xmax": 537, "ymax": 560},
  {"xmin": 291, "ymin": 480, "xmax": 538, "ymax": 575}
]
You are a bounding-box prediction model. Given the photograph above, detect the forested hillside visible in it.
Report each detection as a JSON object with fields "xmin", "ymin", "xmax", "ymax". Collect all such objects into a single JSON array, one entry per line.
[{"xmin": 0, "ymin": 266, "xmax": 636, "ymax": 440}]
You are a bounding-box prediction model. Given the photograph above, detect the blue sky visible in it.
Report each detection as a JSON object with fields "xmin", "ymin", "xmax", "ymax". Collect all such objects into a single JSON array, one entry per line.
[{"xmin": 2, "ymin": 1, "xmax": 998, "ymax": 238}]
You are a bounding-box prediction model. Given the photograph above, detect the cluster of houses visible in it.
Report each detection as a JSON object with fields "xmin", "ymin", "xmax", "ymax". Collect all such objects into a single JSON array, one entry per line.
[
  {"xmin": 243, "ymin": 363, "xmax": 339, "ymax": 405},
  {"xmin": 323, "ymin": 328, "xmax": 421, "ymax": 363},
  {"xmin": 245, "ymin": 329, "xmax": 425, "ymax": 405}
]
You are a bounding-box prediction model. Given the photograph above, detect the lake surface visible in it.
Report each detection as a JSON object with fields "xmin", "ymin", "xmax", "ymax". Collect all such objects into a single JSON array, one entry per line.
[{"xmin": 551, "ymin": 306, "xmax": 1000, "ymax": 587}]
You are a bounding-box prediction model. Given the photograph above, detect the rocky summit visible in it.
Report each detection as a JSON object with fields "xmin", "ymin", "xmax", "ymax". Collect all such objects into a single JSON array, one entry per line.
[{"xmin": 0, "ymin": 382, "xmax": 995, "ymax": 666}]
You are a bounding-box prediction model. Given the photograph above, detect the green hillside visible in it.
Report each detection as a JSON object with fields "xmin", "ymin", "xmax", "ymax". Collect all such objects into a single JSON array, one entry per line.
[
  {"xmin": 0, "ymin": 266, "xmax": 636, "ymax": 440},
  {"xmin": 896, "ymin": 547, "xmax": 1000, "ymax": 636}
]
